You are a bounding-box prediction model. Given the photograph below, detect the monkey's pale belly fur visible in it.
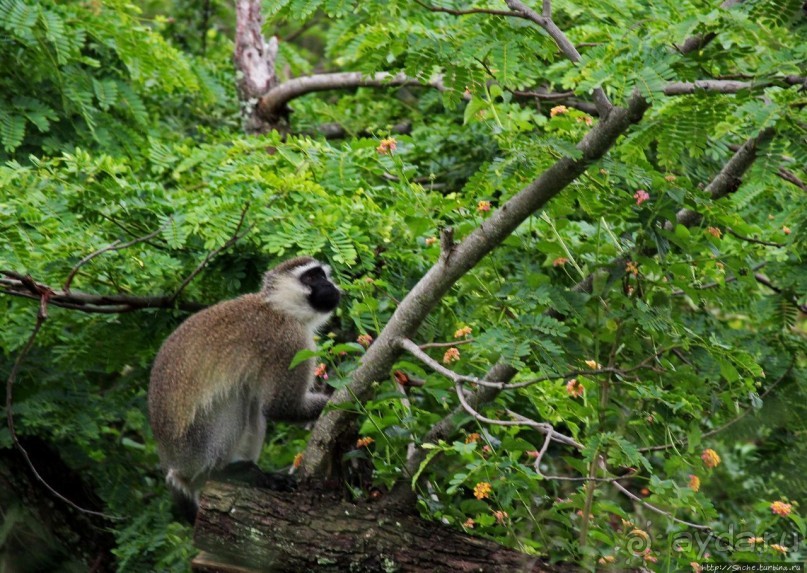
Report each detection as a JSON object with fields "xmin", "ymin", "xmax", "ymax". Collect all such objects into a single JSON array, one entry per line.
[{"xmin": 148, "ymin": 257, "xmax": 338, "ymax": 505}]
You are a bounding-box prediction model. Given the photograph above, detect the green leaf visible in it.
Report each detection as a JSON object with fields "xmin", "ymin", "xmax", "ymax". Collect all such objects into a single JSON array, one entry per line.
[{"xmin": 289, "ymin": 349, "xmax": 320, "ymax": 369}]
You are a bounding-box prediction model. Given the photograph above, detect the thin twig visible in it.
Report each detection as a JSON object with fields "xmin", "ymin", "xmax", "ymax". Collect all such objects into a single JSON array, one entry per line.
[
  {"xmin": 170, "ymin": 204, "xmax": 252, "ymax": 302},
  {"xmin": 401, "ymin": 337, "xmax": 669, "ymax": 390},
  {"xmin": 511, "ymin": 89, "xmax": 575, "ymax": 100},
  {"xmin": 5, "ymin": 281, "xmax": 118, "ymax": 520},
  {"xmin": 439, "ymin": 227, "xmax": 455, "ymax": 264},
  {"xmin": 455, "ymin": 382, "xmax": 582, "ymax": 449},
  {"xmin": 670, "ymin": 262, "xmax": 767, "ymax": 296},
  {"xmin": 640, "ymin": 363, "xmax": 792, "ymax": 452},
  {"xmin": 725, "ymin": 228, "xmax": 785, "ymax": 248},
  {"xmin": 530, "ymin": 425, "xmax": 626, "ymax": 482},
  {"xmin": 2, "ymin": 272, "xmax": 205, "ymax": 314},
  {"xmin": 504, "ymin": 0, "xmax": 612, "ymax": 116},
  {"xmin": 63, "ymin": 223, "xmax": 167, "ymax": 292},
  {"xmin": 418, "ymin": 338, "xmax": 475, "ymax": 349},
  {"xmin": 413, "ymin": 0, "xmax": 516, "ymax": 18},
  {"xmin": 610, "ymin": 480, "xmax": 711, "ymax": 530},
  {"xmin": 778, "ymin": 168, "xmax": 807, "ymax": 192},
  {"xmin": 754, "ymin": 273, "xmax": 807, "ymax": 313}
]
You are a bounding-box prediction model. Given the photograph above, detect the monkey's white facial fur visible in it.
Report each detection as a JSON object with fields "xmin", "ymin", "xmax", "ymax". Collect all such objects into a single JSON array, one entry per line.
[{"xmin": 264, "ymin": 261, "xmax": 340, "ymax": 331}]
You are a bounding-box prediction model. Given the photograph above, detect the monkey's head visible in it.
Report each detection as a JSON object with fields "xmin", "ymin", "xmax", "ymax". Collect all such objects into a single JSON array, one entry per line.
[{"xmin": 261, "ymin": 257, "xmax": 340, "ymax": 329}]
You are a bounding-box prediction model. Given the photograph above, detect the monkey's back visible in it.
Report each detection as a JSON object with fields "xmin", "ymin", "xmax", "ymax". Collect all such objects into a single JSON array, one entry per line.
[{"xmin": 148, "ymin": 294, "xmax": 312, "ymax": 442}]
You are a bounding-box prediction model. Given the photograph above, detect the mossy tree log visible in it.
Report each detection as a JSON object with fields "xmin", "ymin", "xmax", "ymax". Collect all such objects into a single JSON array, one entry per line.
[{"xmin": 191, "ymin": 481, "xmax": 578, "ymax": 573}]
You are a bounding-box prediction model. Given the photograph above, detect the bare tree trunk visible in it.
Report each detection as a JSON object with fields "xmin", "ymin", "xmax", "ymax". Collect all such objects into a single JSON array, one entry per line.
[
  {"xmin": 234, "ymin": 0, "xmax": 279, "ymax": 133},
  {"xmin": 192, "ymin": 481, "xmax": 578, "ymax": 573}
]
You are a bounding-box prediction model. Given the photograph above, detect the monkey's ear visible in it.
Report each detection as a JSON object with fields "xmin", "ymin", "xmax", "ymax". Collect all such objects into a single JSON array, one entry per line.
[{"xmin": 261, "ymin": 269, "xmax": 278, "ymax": 292}]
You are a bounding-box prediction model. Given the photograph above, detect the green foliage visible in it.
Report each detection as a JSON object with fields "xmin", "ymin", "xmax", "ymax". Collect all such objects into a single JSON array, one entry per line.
[{"xmin": 1, "ymin": 0, "xmax": 806, "ymax": 571}]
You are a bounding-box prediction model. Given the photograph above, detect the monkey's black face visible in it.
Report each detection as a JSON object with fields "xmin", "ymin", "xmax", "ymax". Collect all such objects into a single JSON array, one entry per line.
[{"xmin": 300, "ymin": 266, "xmax": 340, "ymax": 313}]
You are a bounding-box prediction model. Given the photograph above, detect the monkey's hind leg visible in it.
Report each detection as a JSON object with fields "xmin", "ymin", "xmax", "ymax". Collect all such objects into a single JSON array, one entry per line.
[
  {"xmin": 170, "ymin": 486, "xmax": 199, "ymax": 524},
  {"xmin": 166, "ymin": 469, "xmax": 202, "ymax": 524}
]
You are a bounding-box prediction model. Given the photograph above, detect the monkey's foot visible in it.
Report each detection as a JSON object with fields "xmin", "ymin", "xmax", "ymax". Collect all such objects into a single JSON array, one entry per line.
[{"xmin": 213, "ymin": 461, "xmax": 297, "ymax": 492}]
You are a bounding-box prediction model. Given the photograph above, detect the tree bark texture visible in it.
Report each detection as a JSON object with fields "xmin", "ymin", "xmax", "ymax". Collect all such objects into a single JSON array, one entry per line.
[{"xmin": 193, "ymin": 481, "xmax": 578, "ymax": 573}]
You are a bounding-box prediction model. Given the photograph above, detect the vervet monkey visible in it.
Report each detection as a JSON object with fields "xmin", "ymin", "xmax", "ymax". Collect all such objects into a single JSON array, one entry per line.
[{"xmin": 148, "ymin": 257, "xmax": 340, "ymax": 520}]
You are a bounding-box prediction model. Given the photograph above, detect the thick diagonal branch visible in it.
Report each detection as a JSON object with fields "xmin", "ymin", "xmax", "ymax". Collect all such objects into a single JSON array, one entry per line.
[
  {"xmin": 675, "ymin": 128, "xmax": 774, "ymax": 227},
  {"xmin": 300, "ymin": 94, "xmax": 649, "ymax": 480}
]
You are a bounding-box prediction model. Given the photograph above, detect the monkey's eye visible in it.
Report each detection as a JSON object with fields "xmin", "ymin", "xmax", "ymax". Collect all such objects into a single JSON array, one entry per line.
[{"xmin": 300, "ymin": 267, "xmax": 327, "ymax": 285}]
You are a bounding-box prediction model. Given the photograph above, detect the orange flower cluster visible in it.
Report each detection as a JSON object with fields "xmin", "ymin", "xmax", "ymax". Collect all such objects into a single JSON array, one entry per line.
[
  {"xmin": 473, "ymin": 481, "xmax": 492, "ymax": 500},
  {"xmin": 454, "ymin": 326, "xmax": 473, "ymax": 338},
  {"xmin": 357, "ymin": 334, "xmax": 373, "ymax": 348},
  {"xmin": 550, "ymin": 105, "xmax": 568, "ymax": 117},
  {"xmin": 688, "ymin": 474, "xmax": 701, "ymax": 492},
  {"xmin": 701, "ymin": 448, "xmax": 721, "ymax": 468},
  {"xmin": 552, "ymin": 256, "xmax": 569, "ymax": 267},
  {"xmin": 465, "ymin": 433, "xmax": 481, "ymax": 444},
  {"xmin": 314, "ymin": 363, "xmax": 328, "ymax": 380},
  {"xmin": 356, "ymin": 436, "xmax": 374, "ymax": 448},
  {"xmin": 477, "ymin": 200, "xmax": 491, "ymax": 212},
  {"xmin": 293, "ymin": 453, "xmax": 303, "ymax": 468},
  {"xmin": 770, "ymin": 501, "xmax": 792, "ymax": 517}
]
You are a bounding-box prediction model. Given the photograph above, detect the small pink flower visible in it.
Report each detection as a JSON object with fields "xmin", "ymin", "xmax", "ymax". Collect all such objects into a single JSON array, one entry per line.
[
  {"xmin": 492, "ymin": 509, "xmax": 508, "ymax": 524},
  {"xmin": 443, "ymin": 347, "xmax": 460, "ymax": 363},
  {"xmin": 566, "ymin": 378, "xmax": 584, "ymax": 398},
  {"xmin": 771, "ymin": 501, "xmax": 792, "ymax": 517},
  {"xmin": 376, "ymin": 137, "xmax": 397, "ymax": 155},
  {"xmin": 314, "ymin": 363, "xmax": 328, "ymax": 380},
  {"xmin": 634, "ymin": 189, "xmax": 650, "ymax": 205}
]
